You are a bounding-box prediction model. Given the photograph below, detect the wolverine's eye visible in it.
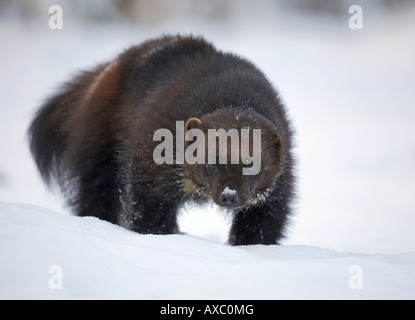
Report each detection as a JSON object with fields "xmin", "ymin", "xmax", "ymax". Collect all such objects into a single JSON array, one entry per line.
[{"xmin": 205, "ymin": 164, "xmax": 219, "ymax": 175}]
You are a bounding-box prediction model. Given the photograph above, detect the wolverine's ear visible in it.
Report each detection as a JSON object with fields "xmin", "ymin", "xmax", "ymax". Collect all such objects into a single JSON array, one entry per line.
[
  {"xmin": 274, "ymin": 132, "xmax": 284, "ymax": 158},
  {"xmin": 185, "ymin": 118, "xmax": 203, "ymax": 134}
]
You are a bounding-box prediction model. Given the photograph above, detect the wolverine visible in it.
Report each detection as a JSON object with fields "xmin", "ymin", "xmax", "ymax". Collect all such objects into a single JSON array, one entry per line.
[{"xmin": 29, "ymin": 35, "xmax": 295, "ymax": 245}]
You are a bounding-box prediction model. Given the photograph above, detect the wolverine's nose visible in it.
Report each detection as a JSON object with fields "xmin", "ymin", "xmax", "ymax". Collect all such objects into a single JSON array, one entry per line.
[{"xmin": 220, "ymin": 187, "xmax": 240, "ymax": 207}]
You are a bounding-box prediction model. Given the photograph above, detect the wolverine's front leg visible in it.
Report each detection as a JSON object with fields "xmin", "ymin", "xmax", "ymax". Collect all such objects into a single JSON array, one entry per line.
[
  {"xmin": 228, "ymin": 187, "xmax": 291, "ymax": 245},
  {"xmin": 117, "ymin": 184, "xmax": 181, "ymax": 235},
  {"xmin": 228, "ymin": 204, "xmax": 287, "ymax": 245}
]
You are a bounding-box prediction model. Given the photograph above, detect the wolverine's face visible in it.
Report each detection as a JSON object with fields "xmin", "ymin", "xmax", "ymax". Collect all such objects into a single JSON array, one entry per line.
[{"xmin": 183, "ymin": 109, "xmax": 284, "ymax": 209}]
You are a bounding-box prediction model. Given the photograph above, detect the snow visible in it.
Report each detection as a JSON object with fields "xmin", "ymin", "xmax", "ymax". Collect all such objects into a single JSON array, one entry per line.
[
  {"xmin": 222, "ymin": 187, "xmax": 237, "ymax": 196},
  {"xmin": 1, "ymin": 1, "xmax": 415, "ymax": 299},
  {"xmin": 1, "ymin": 202, "xmax": 414, "ymax": 300}
]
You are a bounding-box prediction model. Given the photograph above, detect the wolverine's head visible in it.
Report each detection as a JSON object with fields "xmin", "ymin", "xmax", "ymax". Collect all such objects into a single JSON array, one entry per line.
[{"xmin": 183, "ymin": 108, "xmax": 285, "ymax": 209}]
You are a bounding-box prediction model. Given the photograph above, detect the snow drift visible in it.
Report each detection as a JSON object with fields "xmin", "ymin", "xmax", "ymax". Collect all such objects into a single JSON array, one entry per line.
[{"xmin": 1, "ymin": 202, "xmax": 414, "ymax": 300}]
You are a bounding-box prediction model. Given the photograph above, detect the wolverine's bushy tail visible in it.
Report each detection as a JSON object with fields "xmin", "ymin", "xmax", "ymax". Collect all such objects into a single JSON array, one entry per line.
[
  {"xmin": 28, "ymin": 67, "xmax": 99, "ymax": 188},
  {"xmin": 28, "ymin": 65, "xmax": 121, "ymax": 223},
  {"xmin": 28, "ymin": 91, "xmax": 70, "ymax": 187}
]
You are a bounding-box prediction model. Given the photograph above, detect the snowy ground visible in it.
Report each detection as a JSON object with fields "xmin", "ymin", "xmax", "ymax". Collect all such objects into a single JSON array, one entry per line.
[
  {"xmin": 1, "ymin": 203, "xmax": 414, "ymax": 299},
  {"xmin": 1, "ymin": 2, "xmax": 415, "ymax": 299}
]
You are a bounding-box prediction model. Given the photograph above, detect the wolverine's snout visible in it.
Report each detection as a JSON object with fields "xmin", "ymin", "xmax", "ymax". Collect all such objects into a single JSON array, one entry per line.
[{"xmin": 219, "ymin": 187, "xmax": 240, "ymax": 208}]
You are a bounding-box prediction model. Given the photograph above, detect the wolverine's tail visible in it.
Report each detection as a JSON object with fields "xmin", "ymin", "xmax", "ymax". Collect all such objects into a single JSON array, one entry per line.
[
  {"xmin": 28, "ymin": 63, "xmax": 103, "ymax": 188},
  {"xmin": 28, "ymin": 63, "xmax": 121, "ymax": 222},
  {"xmin": 28, "ymin": 90, "xmax": 70, "ymax": 187}
]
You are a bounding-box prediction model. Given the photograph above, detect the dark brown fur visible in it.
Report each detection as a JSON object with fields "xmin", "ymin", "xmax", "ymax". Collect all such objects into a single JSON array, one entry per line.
[{"xmin": 29, "ymin": 35, "xmax": 295, "ymax": 245}]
